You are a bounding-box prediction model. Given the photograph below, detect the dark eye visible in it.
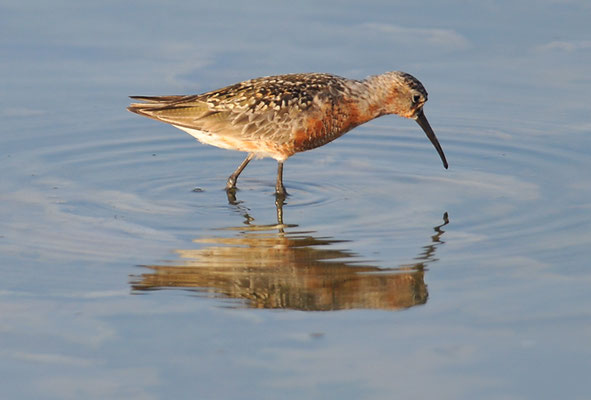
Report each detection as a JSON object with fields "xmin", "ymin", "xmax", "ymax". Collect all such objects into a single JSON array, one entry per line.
[{"xmin": 412, "ymin": 94, "xmax": 421, "ymax": 104}]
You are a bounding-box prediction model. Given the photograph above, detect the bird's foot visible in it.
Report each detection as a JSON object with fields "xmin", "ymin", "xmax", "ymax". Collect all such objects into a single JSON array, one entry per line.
[
  {"xmin": 275, "ymin": 184, "xmax": 288, "ymax": 199},
  {"xmin": 225, "ymin": 188, "xmax": 239, "ymax": 204}
]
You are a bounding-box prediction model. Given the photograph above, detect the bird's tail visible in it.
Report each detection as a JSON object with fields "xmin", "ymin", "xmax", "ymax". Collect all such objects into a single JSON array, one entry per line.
[{"xmin": 127, "ymin": 95, "xmax": 185, "ymax": 117}]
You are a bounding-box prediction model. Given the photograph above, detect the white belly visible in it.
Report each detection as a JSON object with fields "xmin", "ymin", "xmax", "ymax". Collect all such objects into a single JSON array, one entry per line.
[
  {"xmin": 173, "ymin": 125, "xmax": 288, "ymax": 161},
  {"xmin": 174, "ymin": 125, "xmax": 237, "ymax": 150}
]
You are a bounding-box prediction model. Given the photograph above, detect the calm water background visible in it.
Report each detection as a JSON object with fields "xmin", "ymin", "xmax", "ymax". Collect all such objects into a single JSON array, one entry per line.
[{"xmin": 2, "ymin": 1, "xmax": 591, "ymax": 399}]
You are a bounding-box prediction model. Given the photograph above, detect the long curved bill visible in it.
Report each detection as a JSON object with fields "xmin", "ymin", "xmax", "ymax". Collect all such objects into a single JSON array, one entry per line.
[{"xmin": 415, "ymin": 109, "xmax": 448, "ymax": 169}]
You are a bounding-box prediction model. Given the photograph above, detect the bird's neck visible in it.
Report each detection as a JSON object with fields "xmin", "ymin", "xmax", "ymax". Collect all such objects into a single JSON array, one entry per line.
[{"xmin": 344, "ymin": 75, "xmax": 392, "ymax": 122}]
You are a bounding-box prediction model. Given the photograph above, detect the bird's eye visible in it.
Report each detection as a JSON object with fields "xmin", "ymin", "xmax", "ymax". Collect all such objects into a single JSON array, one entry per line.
[{"xmin": 412, "ymin": 94, "xmax": 422, "ymax": 104}]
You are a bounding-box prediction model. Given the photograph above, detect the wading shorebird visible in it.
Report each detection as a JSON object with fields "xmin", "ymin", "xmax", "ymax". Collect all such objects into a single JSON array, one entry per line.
[{"xmin": 128, "ymin": 71, "xmax": 448, "ymax": 196}]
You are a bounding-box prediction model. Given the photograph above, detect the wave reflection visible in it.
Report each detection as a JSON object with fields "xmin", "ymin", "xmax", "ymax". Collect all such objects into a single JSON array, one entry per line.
[{"xmin": 131, "ymin": 196, "xmax": 449, "ymax": 311}]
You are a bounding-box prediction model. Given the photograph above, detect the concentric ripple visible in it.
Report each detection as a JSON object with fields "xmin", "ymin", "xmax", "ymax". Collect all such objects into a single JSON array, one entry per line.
[{"xmin": 3, "ymin": 116, "xmax": 589, "ymax": 276}]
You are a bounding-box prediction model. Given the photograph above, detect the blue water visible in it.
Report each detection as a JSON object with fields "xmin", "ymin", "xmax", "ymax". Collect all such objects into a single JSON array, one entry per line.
[{"xmin": 2, "ymin": 1, "xmax": 591, "ymax": 399}]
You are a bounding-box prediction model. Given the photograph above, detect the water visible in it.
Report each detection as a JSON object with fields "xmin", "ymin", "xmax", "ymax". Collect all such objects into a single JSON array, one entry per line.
[{"xmin": 2, "ymin": 1, "xmax": 591, "ymax": 399}]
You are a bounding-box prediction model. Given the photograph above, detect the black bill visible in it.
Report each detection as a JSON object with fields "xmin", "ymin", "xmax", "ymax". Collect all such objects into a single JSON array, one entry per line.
[{"xmin": 415, "ymin": 109, "xmax": 448, "ymax": 169}]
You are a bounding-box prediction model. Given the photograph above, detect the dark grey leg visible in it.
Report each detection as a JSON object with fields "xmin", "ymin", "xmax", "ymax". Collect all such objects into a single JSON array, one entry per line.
[
  {"xmin": 275, "ymin": 161, "xmax": 287, "ymax": 197},
  {"xmin": 226, "ymin": 153, "xmax": 254, "ymax": 191}
]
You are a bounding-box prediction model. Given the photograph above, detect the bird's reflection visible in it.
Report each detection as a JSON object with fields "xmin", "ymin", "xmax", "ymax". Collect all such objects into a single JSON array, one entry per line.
[{"xmin": 131, "ymin": 195, "xmax": 449, "ymax": 311}]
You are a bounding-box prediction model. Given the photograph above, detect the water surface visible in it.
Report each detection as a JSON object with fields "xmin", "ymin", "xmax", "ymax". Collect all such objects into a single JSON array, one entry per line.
[{"xmin": 1, "ymin": 1, "xmax": 591, "ymax": 399}]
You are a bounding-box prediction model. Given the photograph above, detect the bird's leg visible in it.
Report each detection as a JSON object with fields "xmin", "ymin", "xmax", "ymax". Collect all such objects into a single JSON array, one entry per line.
[
  {"xmin": 226, "ymin": 153, "xmax": 254, "ymax": 191},
  {"xmin": 275, "ymin": 161, "xmax": 288, "ymax": 197}
]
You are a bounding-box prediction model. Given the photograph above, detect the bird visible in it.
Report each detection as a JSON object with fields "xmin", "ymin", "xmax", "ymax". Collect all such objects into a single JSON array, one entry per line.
[{"xmin": 127, "ymin": 71, "xmax": 448, "ymax": 197}]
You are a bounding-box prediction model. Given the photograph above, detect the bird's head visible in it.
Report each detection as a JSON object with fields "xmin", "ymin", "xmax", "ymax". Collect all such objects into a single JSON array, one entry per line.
[{"xmin": 374, "ymin": 71, "xmax": 448, "ymax": 169}]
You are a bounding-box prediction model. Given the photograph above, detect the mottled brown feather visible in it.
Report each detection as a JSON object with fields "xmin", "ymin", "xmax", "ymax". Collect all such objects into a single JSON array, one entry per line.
[{"xmin": 128, "ymin": 71, "xmax": 442, "ymax": 163}]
